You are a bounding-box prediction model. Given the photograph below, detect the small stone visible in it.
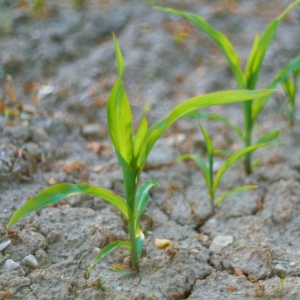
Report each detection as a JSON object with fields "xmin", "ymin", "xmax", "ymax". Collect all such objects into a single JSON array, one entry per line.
[
  {"xmin": 23, "ymin": 254, "xmax": 39, "ymax": 269},
  {"xmin": 123, "ymin": 256, "xmax": 131, "ymax": 265},
  {"xmin": 82, "ymin": 124, "xmax": 103, "ymax": 139},
  {"xmin": 209, "ymin": 235, "xmax": 233, "ymax": 252},
  {"xmin": 23, "ymin": 142, "xmax": 43, "ymax": 157},
  {"xmin": 190, "ymin": 249, "xmax": 200, "ymax": 254},
  {"xmin": 47, "ymin": 230, "xmax": 61, "ymax": 244},
  {"xmin": 5, "ymin": 259, "xmax": 20, "ymax": 270},
  {"xmin": 0, "ymin": 240, "xmax": 11, "ymax": 251},
  {"xmin": 194, "ymin": 234, "xmax": 209, "ymax": 242},
  {"xmin": 92, "ymin": 247, "xmax": 101, "ymax": 256},
  {"xmin": 22, "ymin": 104, "xmax": 37, "ymax": 115},
  {"xmin": 30, "ymin": 127, "xmax": 49, "ymax": 143},
  {"xmin": 35, "ymin": 248, "xmax": 48, "ymax": 265},
  {"xmin": 274, "ymin": 264, "xmax": 286, "ymax": 278},
  {"xmin": 290, "ymin": 262, "xmax": 296, "ymax": 267}
]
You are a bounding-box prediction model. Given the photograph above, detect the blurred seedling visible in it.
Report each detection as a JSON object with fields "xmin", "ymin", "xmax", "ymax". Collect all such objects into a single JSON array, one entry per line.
[
  {"xmin": 176, "ymin": 118, "xmax": 272, "ymax": 214},
  {"xmin": 156, "ymin": 0, "xmax": 300, "ymax": 174},
  {"xmin": 87, "ymin": 274, "xmax": 107, "ymax": 292},
  {"xmin": 7, "ymin": 35, "xmax": 273, "ymax": 276},
  {"xmin": 0, "ymin": 75, "xmax": 20, "ymax": 119},
  {"xmin": 282, "ymin": 68, "xmax": 300, "ymax": 126}
]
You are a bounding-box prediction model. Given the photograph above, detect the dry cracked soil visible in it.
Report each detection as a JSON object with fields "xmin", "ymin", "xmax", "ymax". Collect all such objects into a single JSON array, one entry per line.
[{"xmin": 0, "ymin": 0, "xmax": 300, "ymax": 299}]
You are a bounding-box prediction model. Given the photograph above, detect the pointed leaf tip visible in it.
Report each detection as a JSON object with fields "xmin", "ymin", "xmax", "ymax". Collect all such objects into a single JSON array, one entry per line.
[{"xmin": 113, "ymin": 34, "xmax": 125, "ymax": 78}]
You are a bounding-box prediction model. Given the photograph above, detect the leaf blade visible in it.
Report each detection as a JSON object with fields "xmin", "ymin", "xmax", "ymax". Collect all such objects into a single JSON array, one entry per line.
[
  {"xmin": 155, "ymin": 6, "xmax": 246, "ymax": 88},
  {"xmin": 252, "ymin": 53, "xmax": 300, "ymax": 122},
  {"xmin": 8, "ymin": 183, "xmax": 131, "ymax": 227},
  {"xmin": 145, "ymin": 89, "xmax": 274, "ymax": 159},
  {"xmin": 107, "ymin": 37, "xmax": 133, "ymax": 164},
  {"xmin": 214, "ymin": 185, "xmax": 258, "ymax": 206},
  {"xmin": 176, "ymin": 154, "xmax": 211, "ymax": 189},
  {"xmin": 135, "ymin": 180, "xmax": 159, "ymax": 222},
  {"xmin": 88, "ymin": 240, "xmax": 133, "ymax": 274},
  {"xmin": 213, "ymin": 143, "xmax": 272, "ymax": 194}
]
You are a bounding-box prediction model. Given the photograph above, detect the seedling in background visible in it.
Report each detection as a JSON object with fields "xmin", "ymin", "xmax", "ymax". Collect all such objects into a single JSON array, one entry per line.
[
  {"xmin": 177, "ymin": 119, "xmax": 270, "ymax": 215},
  {"xmin": 282, "ymin": 68, "xmax": 300, "ymax": 126},
  {"xmin": 156, "ymin": 0, "xmax": 300, "ymax": 174},
  {"xmin": 7, "ymin": 35, "xmax": 273, "ymax": 275}
]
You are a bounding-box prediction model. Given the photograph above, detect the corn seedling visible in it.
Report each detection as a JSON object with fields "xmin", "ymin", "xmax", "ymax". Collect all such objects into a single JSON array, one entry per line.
[
  {"xmin": 7, "ymin": 35, "xmax": 273, "ymax": 275},
  {"xmin": 282, "ymin": 68, "xmax": 300, "ymax": 126},
  {"xmin": 176, "ymin": 119, "xmax": 271, "ymax": 215},
  {"xmin": 156, "ymin": 0, "xmax": 300, "ymax": 174}
]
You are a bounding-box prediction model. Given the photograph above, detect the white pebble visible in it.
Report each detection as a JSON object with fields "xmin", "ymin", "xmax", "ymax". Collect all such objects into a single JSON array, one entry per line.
[
  {"xmin": 0, "ymin": 240, "xmax": 11, "ymax": 251},
  {"xmin": 23, "ymin": 254, "xmax": 39, "ymax": 269},
  {"xmin": 209, "ymin": 235, "xmax": 233, "ymax": 253},
  {"xmin": 115, "ymin": 286, "xmax": 122, "ymax": 292},
  {"xmin": 92, "ymin": 247, "xmax": 101, "ymax": 256},
  {"xmin": 5, "ymin": 259, "xmax": 20, "ymax": 270},
  {"xmin": 290, "ymin": 262, "xmax": 296, "ymax": 266}
]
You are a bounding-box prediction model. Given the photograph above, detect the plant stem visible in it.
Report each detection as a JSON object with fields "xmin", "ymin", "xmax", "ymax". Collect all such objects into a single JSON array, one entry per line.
[
  {"xmin": 244, "ymin": 130, "xmax": 252, "ymax": 175},
  {"xmin": 128, "ymin": 218, "xmax": 139, "ymax": 269},
  {"xmin": 127, "ymin": 180, "xmax": 139, "ymax": 270},
  {"xmin": 243, "ymin": 100, "xmax": 253, "ymax": 175}
]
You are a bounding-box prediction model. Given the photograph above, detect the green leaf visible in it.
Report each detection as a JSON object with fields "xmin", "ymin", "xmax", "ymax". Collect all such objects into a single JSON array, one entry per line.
[
  {"xmin": 135, "ymin": 180, "xmax": 159, "ymax": 222},
  {"xmin": 113, "ymin": 34, "xmax": 124, "ymax": 78},
  {"xmin": 154, "ymin": 6, "xmax": 246, "ymax": 89},
  {"xmin": 244, "ymin": 33, "xmax": 260, "ymax": 84},
  {"xmin": 185, "ymin": 111, "xmax": 244, "ymax": 139},
  {"xmin": 107, "ymin": 37, "xmax": 133, "ymax": 165},
  {"xmin": 214, "ymin": 185, "xmax": 258, "ymax": 206},
  {"xmin": 87, "ymin": 240, "xmax": 133, "ymax": 274},
  {"xmin": 244, "ymin": 0, "xmax": 300, "ymax": 89},
  {"xmin": 198, "ymin": 121, "xmax": 213, "ymax": 157},
  {"xmin": 107, "ymin": 79, "xmax": 133, "ymax": 165},
  {"xmin": 135, "ymin": 231, "xmax": 145, "ymax": 259},
  {"xmin": 197, "ymin": 121, "xmax": 214, "ymax": 187},
  {"xmin": 8, "ymin": 183, "xmax": 131, "ymax": 228},
  {"xmin": 176, "ymin": 154, "xmax": 211, "ymax": 190},
  {"xmin": 133, "ymin": 104, "xmax": 150, "ymax": 168},
  {"xmin": 213, "ymin": 143, "xmax": 271, "ymax": 194},
  {"xmin": 115, "ymin": 150, "xmax": 136, "ymax": 201},
  {"xmin": 145, "ymin": 89, "xmax": 274, "ymax": 158},
  {"xmin": 252, "ymin": 53, "xmax": 300, "ymax": 122},
  {"xmin": 255, "ymin": 128, "xmax": 281, "ymax": 145}
]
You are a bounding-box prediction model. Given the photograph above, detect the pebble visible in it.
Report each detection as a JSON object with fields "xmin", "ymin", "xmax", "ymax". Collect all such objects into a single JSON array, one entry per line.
[
  {"xmin": 82, "ymin": 123, "xmax": 103, "ymax": 139},
  {"xmin": 35, "ymin": 248, "xmax": 48, "ymax": 264},
  {"xmin": 0, "ymin": 240, "xmax": 11, "ymax": 251},
  {"xmin": 5, "ymin": 259, "xmax": 20, "ymax": 270},
  {"xmin": 273, "ymin": 264, "xmax": 286, "ymax": 278},
  {"xmin": 23, "ymin": 254, "xmax": 39, "ymax": 269},
  {"xmin": 290, "ymin": 262, "xmax": 296, "ymax": 266},
  {"xmin": 47, "ymin": 230, "xmax": 61, "ymax": 244},
  {"xmin": 209, "ymin": 235, "xmax": 233, "ymax": 252},
  {"xmin": 92, "ymin": 247, "xmax": 101, "ymax": 256}
]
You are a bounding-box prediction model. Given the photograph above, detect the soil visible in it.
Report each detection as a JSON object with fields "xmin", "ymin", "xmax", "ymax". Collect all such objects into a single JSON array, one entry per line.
[{"xmin": 0, "ymin": 0, "xmax": 300, "ymax": 299}]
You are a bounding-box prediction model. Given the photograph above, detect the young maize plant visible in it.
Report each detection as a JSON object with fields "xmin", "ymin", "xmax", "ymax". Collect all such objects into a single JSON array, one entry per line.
[
  {"xmin": 282, "ymin": 68, "xmax": 299, "ymax": 126},
  {"xmin": 156, "ymin": 0, "xmax": 300, "ymax": 174},
  {"xmin": 7, "ymin": 35, "xmax": 273, "ymax": 275},
  {"xmin": 177, "ymin": 119, "xmax": 273, "ymax": 215}
]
